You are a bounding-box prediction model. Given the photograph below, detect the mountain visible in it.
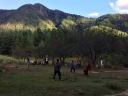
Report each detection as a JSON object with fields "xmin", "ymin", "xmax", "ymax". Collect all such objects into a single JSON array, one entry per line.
[
  {"xmin": 0, "ymin": 3, "xmax": 88, "ymax": 30},
  {"xmin": 0, "ymin": 3, "xmax": 128, "ymax": 32},
  {"xmin": 95, "ymin": 14, "xmax": 128, "ymax": 32}
]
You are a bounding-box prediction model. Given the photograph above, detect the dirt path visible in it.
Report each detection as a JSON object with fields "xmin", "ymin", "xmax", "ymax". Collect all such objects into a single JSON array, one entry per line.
[
  {"xmin": 76, "ymin": 68, "xmax": 128, "ymax": 75},
  {"xmin": 90, "ymin": 69, "xmax": 128, "ymax": 74},
  {"xmin": 105, "ymin": 90, "xmax": 128, "ymax": 96}
]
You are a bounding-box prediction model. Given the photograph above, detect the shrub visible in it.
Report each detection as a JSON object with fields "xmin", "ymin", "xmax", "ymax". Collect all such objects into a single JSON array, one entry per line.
[{"xmin": 0, "ymin": 59, "xmax": 4, "ymax": 63}]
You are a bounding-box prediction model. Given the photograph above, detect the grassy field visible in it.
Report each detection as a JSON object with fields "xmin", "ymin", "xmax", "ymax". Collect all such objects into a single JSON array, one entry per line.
[
  {"xmin": 0, "ymin": 64, "xmax": 128, "ymax": 96},
  {"xmin": 0, "ymin": 55, "xmax": 18, "ymax": 63}
]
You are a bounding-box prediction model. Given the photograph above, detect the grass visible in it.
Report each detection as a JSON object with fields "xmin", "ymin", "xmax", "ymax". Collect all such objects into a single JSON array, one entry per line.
[
  {"xmin": 0, "ymin": 64, "xmax": 128, "ymax": 96},
  {"xmin": 0, "ymin": 55, "xmax": 23, "ymax": 72},
  {"xmin": 0, "ymin": 55, "xmax": 18, "ymax": 64}
]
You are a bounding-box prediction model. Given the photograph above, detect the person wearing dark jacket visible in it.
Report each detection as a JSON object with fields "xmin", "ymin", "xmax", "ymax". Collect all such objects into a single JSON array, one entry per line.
[
  {"xmin": 70, "ymin": 60, "xmax": 75, "ymax": 72},
  {"xmin": 26, "ymin": 55, "xmax": 30, "ymax": 70},
  {"xmin": 53, "ymin": 59, "xmax": 61, "ymax": 80}
]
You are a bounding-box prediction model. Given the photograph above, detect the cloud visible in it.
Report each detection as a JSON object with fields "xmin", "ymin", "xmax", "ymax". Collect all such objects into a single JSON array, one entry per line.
[
  {"xmin": 88, "ymin": 12, "xmax": 99, "ymax": 17},
  {"xmin": 110, "ymin": 0, "xmax": 128, "ymax": 14},
  {"xmin": 110, "ymin": 2, "xmax": 114, "ymax": 8}
]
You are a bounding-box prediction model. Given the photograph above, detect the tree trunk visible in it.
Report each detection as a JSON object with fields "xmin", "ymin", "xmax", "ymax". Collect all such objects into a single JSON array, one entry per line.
[{"xmin": 52, "ymin": 56, "xmax": 55, "ymax": 65}]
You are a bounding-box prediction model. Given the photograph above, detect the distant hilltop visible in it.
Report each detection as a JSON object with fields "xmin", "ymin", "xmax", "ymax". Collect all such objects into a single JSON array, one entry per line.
[
  {"xmin": 0, "ymin": 3, "xmax": 83, "ymax": 29},
  {"xmin": 0, "ymin": 3, "xmax": 128, "ymax": 32}
]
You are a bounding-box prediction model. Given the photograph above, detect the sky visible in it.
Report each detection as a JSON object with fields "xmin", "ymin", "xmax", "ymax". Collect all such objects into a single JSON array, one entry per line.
[{"xmin": 0, "ymin": 0, "xmax": 128, "ymax": 17}]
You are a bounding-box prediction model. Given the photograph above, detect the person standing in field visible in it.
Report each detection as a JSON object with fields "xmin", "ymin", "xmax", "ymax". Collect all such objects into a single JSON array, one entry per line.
[
  {"xmin": 83, "ymin": 61, "xmax": 91, "ymax": 75},
  {"xmin": 70, "ymin": 60, "xmax": 75, "ymax": 72},
  {"xmin": 26, "ymin": 55, "xmax": 30, "ymax": 70},
  {"xmin": 77, "ymin": 58, "xmax": 81, "ymax": 68},
  {"xmin": 95, "ymin": 63, "xmax": 99, "ymax": 71},
  {"xmin": 45, "ymin": 55, "xmax": 49, "ymax": 64},
  {"xmin": 53, "ymin": 59, "xmax": 61, "ymax": 80},
  {"xmin": 100, "ymin": 58, "xmax": 104, "ymax": 71}
]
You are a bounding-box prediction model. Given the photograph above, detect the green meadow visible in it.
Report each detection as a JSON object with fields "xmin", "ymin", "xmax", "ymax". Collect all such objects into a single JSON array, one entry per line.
[{"xmin": 0, "ymin": 63, "xmax": 128, "ymax": 96}]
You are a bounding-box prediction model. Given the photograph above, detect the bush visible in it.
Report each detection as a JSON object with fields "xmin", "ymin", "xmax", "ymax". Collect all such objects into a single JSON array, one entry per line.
[{"xmin": 0, "ymin": 59, "xmax": 4, "ymax": 63}]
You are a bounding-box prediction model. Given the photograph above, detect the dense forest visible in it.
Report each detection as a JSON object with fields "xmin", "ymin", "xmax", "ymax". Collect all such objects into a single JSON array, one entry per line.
[
  {"xmin": 0, "ymin": 26, "xmax": 128, "ymax": 67},
  {"xmin": 0, "ymin": 4, "xmax": 128, "ymax": 67}
]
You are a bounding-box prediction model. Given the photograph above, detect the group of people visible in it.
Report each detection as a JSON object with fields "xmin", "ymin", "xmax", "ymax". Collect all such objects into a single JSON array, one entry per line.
[
  {"xmin": 26, "ymin": 56, "xmax": 104, "ymax": 80},
  {"xmin": 27, "ymin": 55, "xmax": 49, "ymax": 66},
  {"xmin": 53, "ymin": 59, "xmax": 91, "ymax": 80},
  {"xmin": 53, "ymin": 58, "xmax": 105, "ymax": 80},
  {"xmin": 53, "ymin": 59, "xmax": 76, "ymax": 80}
]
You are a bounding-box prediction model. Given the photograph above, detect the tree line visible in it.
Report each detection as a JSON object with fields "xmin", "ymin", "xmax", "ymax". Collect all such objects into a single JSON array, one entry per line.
[{"xmin": 0, "ymin": 25, "xmax": 128, "ymax": 67}]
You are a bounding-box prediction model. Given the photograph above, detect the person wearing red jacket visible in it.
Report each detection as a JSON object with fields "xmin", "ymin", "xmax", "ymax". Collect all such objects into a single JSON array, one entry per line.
[{"xmin": 84, "ymin": 61, "xmax": 91, "ymax": 75}]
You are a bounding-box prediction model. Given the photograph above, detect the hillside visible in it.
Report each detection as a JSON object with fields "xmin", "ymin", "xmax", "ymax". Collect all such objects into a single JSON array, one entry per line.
[
  {"xmin": 0, "ymin": 3, "xmax": 88, "ymax": 30},
  {"xmin": 95, "ymin": 14, "xmax": 128, "ymax": 32},
  {"xmin": 0, "ymin": 3, "xmax": 128, "ymax": 32}
]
